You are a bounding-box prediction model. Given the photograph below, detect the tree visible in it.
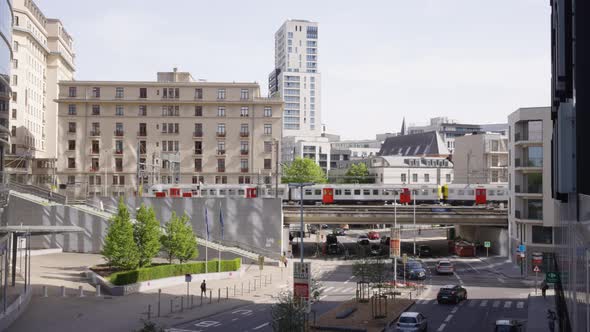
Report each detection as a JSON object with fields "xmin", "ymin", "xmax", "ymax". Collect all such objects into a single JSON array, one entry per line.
[
  {"xmin": 102, "ymin": 199, "xmax": 139, "ymax": 270},
  {"xmin": 133, "ymin": 204, "xmax": 162, "ymax": 267},
  {"xmin": 344, "ymin": 162, "xmax": 373, "ymax": 183},
  {"xmin": 161, "ymin": 212, "xmax": 198, "ymax": 264},
  {"xmin": 281, "ymin": 157, "xmax": 327, "ymax": 184},
  {"xmin": 270, "ymin": 291, "xmax": 307, "ymax": 332}
]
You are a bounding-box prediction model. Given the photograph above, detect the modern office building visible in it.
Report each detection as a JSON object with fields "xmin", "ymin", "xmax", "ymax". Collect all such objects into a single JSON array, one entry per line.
[
  {"xmin": 369, "ymin": 155, "xmax": 453, "ymax": 185},
  {"xmin": 453, "ymin": 133, "xmax": 508, "ymax": 184},
  {"xmin": 507, "ymin": 107, "xmax": 556, "ymax": 274},
  {"xmin": 281, "ymin": 135, "xmax": 330, "ymax": 173},
  {"xmin": 55, "ymin": 69, "xmax": 282, "ymax": 200},
  {"xmin": 268, "ymin": 19, "xmax": 320, "ymax": 137},
  {"xmin": 549, "ymin": 1, "xmax": 589, "ymax": 331},
  {"xmin": 7, "ymin": 0, "xmax": 75, "ymax": 184},
  {"xmin": 0, "ymin": 0, "xmax": 12, "ymax": 201}
]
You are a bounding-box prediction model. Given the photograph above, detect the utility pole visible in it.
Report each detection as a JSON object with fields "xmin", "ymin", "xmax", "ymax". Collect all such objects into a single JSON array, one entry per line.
[
  {"xmin": 467, "ymin": 150, "xmax": 472, "ymax": 185},
  {"xmin": 275, "ymin": 139, "xmax": 279, "ymax": 198}
]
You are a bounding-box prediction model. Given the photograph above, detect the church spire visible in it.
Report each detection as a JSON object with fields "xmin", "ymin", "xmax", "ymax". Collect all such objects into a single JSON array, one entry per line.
[{"xmin": 401, "ymin": 117, "xmax": 406, "ymax": 136}]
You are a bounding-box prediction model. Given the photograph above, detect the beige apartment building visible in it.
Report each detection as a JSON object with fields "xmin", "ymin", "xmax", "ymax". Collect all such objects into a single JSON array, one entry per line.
[
  {"xmin": 452, "ymin": 133, "xmax": 508, "ymax": 184},
  {"xmin": 8, "ymin": 0, "xmax": 75, "ymax": 183},
  {"xmin": 56, "ymin": 70, "xmax": 282, "ymax": 199}
]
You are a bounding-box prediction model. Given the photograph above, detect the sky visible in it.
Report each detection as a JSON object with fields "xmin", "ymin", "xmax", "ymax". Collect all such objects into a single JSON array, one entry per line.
[{"xmin": 37, "ymin": 0, "xmax": 551, "ymax": 140}]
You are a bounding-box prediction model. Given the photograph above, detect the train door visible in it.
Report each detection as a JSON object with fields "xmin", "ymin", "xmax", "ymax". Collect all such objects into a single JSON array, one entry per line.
[
  {"xmin": 400, "ymin": 188, "xmax": 411, "ymax": 204},
  {"xmin": 322, "ymin": 188, "xmax": 334, "ymax": 204},
  {"xmin": 182, "ymin": 192, "xmax": 193, "ymax": 198},
  {"xmin": 475, "ymin": 188, "xmax": 487, "ymax": 205},
  {"xmin": 170, "ymin": 188, "xmax": 181, "ymax": 197},
  {"xmin": 246, "ymin": 187, "xmax": 257, "ymax": 198},
  {"xmin": 155, "ymin": 192, "xmax": 166, "ymax": 198}
]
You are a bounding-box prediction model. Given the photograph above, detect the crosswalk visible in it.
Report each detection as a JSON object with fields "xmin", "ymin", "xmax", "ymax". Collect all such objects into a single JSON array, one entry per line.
[
  {"xmin": 414, "ymin": 299, "xmax": 526, "ymax": 310},
  {"xmin": 319, "ymin": 286, "xmax": 357, "ymax": 295}
]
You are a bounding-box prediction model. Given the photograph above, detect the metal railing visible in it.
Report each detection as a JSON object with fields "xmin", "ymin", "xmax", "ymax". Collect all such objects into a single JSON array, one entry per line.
[{"xmin": 8, "ymin": 181, "xmax": 67, "ymax": 205}]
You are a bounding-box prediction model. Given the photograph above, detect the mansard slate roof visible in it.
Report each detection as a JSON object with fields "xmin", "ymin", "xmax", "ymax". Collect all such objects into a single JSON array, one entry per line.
[{"xmin": 378, "ymin": 131, "xmax": 449, "ymax": 156}]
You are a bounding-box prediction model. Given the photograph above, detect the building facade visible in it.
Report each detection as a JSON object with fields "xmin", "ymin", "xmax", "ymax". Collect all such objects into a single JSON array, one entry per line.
[
  {"xmin": 453, "ymin": 133, "xmax": 508, "ymax": 185},
  {"xmin": 56, "ymin": 70, "xmax": 282, "ymax": 199},
  {"xmin": 549, "ymin": 1, "xmax": 590, "ymax": 331},
  {"xmin": 369, "ymin": 156, "xmax": 453, "ymax": 185},
  {"xmin": 268, "ymin": 19, "xmax": 320, "ymax": 137},
  {"xmin": 507, "ymin": 107, "xmax": 556, "ymax": 274},
  {"xmin": 0, "ymin": 0, "xmax": 12, "ymax": 195},
  {"xmin": 8, "ymin": 0, "xmax": 75, "ymax": 183},
  {"xmin": 281, "ymin": 135, "xmax": 330, "ymax": 173}
]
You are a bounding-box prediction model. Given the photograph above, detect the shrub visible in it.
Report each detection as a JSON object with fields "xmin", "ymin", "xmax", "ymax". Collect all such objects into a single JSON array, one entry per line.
[
  {"xmin": 102, "ymin": 198, "xmax": 139, "ymax": 270},
  {"xmin": 161, "ymin": 212, "xmax": 198, "ymax": 263},
  {"xmin": 108, "ymin": 258, "xmax": 241, "ymax": 286}
]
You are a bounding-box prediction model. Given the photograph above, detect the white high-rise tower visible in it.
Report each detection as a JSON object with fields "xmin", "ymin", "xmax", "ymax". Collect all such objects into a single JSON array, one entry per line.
[{"xmin": 269, "ymin": 19, "xmax": 320, "ymax": 137}]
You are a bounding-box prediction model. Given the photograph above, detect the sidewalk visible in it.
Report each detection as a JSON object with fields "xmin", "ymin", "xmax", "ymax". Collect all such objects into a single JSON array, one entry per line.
[
  {"xmin": 526, "ymin": 289, "xmax": 558, "ymax": 332},
  {"xmin": 477, "ymin": 255, "xmax": 536, "ymax": 285},
  {"xmin": 9, "ymin": 253, "xmax": 293, "ymax": 332}
]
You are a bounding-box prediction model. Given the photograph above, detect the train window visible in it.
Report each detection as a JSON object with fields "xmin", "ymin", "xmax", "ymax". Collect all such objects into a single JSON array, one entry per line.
[
  {"xmin": 344, "ymin": 189, "xmax": 351, "ymax": 195},
  {"xmin": 238, "ymin": 189, "xmax": 245, "ymax": 196},
  {"xmin": 449, "ymin": 189, "xmax": 455, "ymax": 194},
  {"xmin": 497, "ymin": 190, "xmax": 504, "ymax": 195},
  {"xmin": 219, "ymin": 189, "xmax": 227, "ymax": 196},
  {"xmin": 354, "ymin": 189, "xmax": 361, "ymax": 195},
  {"xmin": 363, "ymin": 189, "xmax": 371, "ymax": 195},
  {"xmin": 305, "ymin": 189, "xmax": 313, "ymax": 195},
  {"xmin": 278, "ymin": 189, "xmax": 284, "ymax": 196},
  {"xmin": 315, "ymin": 189, "xmax": 321, "ymax": 195},
  {"xmin": 192, "ymin": 189, "xmax": 199, "ymax": 195},
  {"xmin": 201, "ymin": 189, "xmax": 207, "ymax": 196},
  {"xmin": 335, "ymin": 189, "xmax": 342, "ymax": 195},
  {"xmin": 373, "ymin": 189, "xmax": 379, "ymax": 195},
  {"xmin": 467, "ymin": 190, "xmax": 474, "ymax": 195},
  {"xmin": 488, "ymin": 190, "xmax": 495, "ymax": 196},
  {"xmin": 458, "ymin": 190, "xmax": 465, "ymax": 195},
  {"xmin": 209, "ymin": 189, "xmax": 216, "ymax": 195},
  {"xmin": 228, "ymin": 189, "xmax": 236, "ymax": 196},
  {"xmin": 382, "ymin": 190, "xmax": 390, "ymax": 195},
  {"xmin": 432, "ymin": 189, "xmax": 437, "ymax": 194}
]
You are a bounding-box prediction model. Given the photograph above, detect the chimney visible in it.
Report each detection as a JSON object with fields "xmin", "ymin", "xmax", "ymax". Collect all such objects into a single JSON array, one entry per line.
[{"xmin": 173, "ymin": 67, "xmax": 178, "ymax": 72}]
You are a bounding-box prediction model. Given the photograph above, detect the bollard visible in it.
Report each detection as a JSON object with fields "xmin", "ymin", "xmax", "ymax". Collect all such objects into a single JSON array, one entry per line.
[
  {"xmin": 234, "ymin": 284, "xmax": 236, "ymax": 297},
  {"xmin": 264, "ymin": 275, "xmax": 267, "ymax": 287},
  {"xmin": 61, "ymin": 286, "xmax": 66, "ymax": 297},
  {"xmin": 95, "ymin": 284, "xmax": 101, "ymax": 297},
  {"xmin": 218, "ymin": 288, "xmax": 220, "ymax": 303},
  {"xmin": 209, "ymin": 290, "xmax": 212, "ymax": 304},
  {"xmin": 78, "ymin": 286, "xmax": 84, "ymax": 297},
  {"xmin": 170, "ymin": 299, "xmax": 174, "ymax": 314},
  {"xmin": 248, "ymin": 281, "xmax": 251, "ymax": 293},
  {"xmin": 226, "ymin": 287, "xmax": 229, "ymax": 300},
  {"xmin": 241, "ymin": 282, "xmax": 244, "ymax": 296},
  {"xmin": 191, "ymin": 294, "xmax": 194, "ymax": 308},
  {"xmin": 181, "ymin": 296, "xmax": 184, "ymax": 312},
  {"xmin": 253, "ymin": 279, "xmax": 256, "ymax": 291},
  {"xmin": 158, "ymin": 289, "xmax": 161, "ymax": 317},
  {"xmin": 147, "ymin": 304, "xmax": 151, "ymax": 320},
  {"xmin": 270, "ymin": 274, "xmax": 272, "ymax": 284},
  {"xmin": 201, "ymin": 293, "xmax": 203, "ymax": 306},
  {"xmin": 42, "ymin": 285, "xmax": 48, "ymax": 297}
]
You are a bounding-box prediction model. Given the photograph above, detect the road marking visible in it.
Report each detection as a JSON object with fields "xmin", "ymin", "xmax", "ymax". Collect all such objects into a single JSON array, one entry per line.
[
  {"xmin": 497, "ymin": 277, "xmax": 505, "ymax": 283},
  {"xmin": 504, "ymin": 301, "xmax": 512, "ymax": 308},
  {"xmin": 480, "ymin": 300, "xmax": 488, "ymax": 307},
  {"xmin": 320, "ymin": 295, "xmax": 328, "ymax": 300},
  {"xmin": 437, "ymin": 323, "xmax": 446, "ymax": 331},
  {"xmin": 195, "ymin": 321, "xmax": 221, "ymax": 327},
  {"xmin": 232, "ymin": 309, "xmax": 253, "ymax": 316},
  {"xmin": 342, "ymin": 287, "xmax": 354, "ymax": 293},
  {"xmin": 344, "ymin": 280, "xmax": 350, "ymax": 284},
  {"xmin": 516, "ymin": 301, "xmax": 525, "ymax": 309},
  {"xmin": 453, "ymin": 272, "xmax": 464, "ymax": 285},
  {"xmin": 324, "ymin": 287, "xmax": 334, "ymax": 293},
  {"xmin": 451, "ymin": 307, "xmax": 458, "ymax": 313},
  {"xmin": 468, "ymin": 300, "xmax": 476, "ymax": 307},
  {"xmin": 253, "ymin": 322, "xmax": 269, "ymax": 330},
  {"xmin": 465, "ymin": 262, "xmax": 480, "ymax": 273},
  {"xmin": 232, "ymin": 318, "xmax": 238, "ymax": 321},
  {"xmin": 444, "ymin": 314, "xmax": 453, "ymax": 322},
  {"xmin": 493, "ymin": 300, "xmax": 500, "ymax": 308}
]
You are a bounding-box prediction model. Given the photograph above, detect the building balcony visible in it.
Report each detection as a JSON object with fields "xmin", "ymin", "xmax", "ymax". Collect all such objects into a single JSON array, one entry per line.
[
  {"xmin": 89, "ymin": 167, "xmax": 99, "ymax": 172},
  {"xmin": 514, "ymin": 158, "xmax": 543, "ymax": 171},
  {"xmin": 137, "ymin": 131, "xmax": 147, "ymax": 137},
  {"xmin": 90, "ymin": 149, "xmax": 99, "ymax": 155},
  {"xmin": 514, "ymin": 132, "xmax": 542, "ymax": 146},
  {"xmin": 90, "ymin": 130, "xmax": 101, "ymax": 137},
  {"xmin": 217, "ymin": 132, "xmax": 226, "ymax": 138},
  {"xmin": 514, "ymin": 209, "xmax": 543, "ymax": 223},
  {"xmin": 240, "ymin": 150, "xmax": 249, "ymax": 156},
  {"xmin": 194, "ymin": 150, "xmax": 203, "ymax": 155},
  {"xmin": 114, "ymin": 130, "xmax": 124, "ymax": 137},
  {"xmin": 114, "ymin": 150, "xmax": 123, "ymax": 155},
  {"xmin": 240, "ymin": 132, "xmax": 249, "ymax": 137},
  {"xmin": 115, "ymin": 168, "xmax": 123, "ymax": 172},
  {"xmin": 217, "ymin": 150, "xmax": 226, "ymax": 156},
  {"xmin": 194, "ymin": 168, "xmax": 202, "ymax": 172},
  {"xmin": 193, "ymin": 131, "xmax": 203, "ymax": 138},
  {"xmin": 217, "ymin": 167, "xmax": 225, "ymax": 172},
  {"xmin": 68, "ymin": 130, "xmax": 76, "ymax": 135},
  {"xmin": 241, "ymin": 168, "xmax": 249, "ymax": 173}
]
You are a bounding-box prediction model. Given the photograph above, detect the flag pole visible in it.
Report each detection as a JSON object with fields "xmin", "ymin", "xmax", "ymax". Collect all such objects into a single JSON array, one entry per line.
[
  {"xmin": 219, "ymin": 201, "xmax": 223, "ymax": 272},
  {"xmin": 205, "ymin": 207, "xmax": 209, "ymax": 274}
]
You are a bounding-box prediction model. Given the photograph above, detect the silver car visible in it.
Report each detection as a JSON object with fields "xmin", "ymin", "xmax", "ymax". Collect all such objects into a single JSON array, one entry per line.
[
  {"xmin": 435, "ymin": 260, "xmax": 454, "ymax": 274},
  {"xmin": 385, "ymin": 311, "xmax": 428, "ymax": 332}
]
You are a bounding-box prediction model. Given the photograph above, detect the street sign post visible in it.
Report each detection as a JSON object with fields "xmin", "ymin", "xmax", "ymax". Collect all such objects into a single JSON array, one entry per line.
[
  {"xmin": 484, "ymin": 241, "xmax": 491, "ymax": 257},
  {"xmin": 293, "ymin": 261, "xmax": 311, "ymax": 311},
  {"xmin": 533, "ymin": 265, "xmax": 540, "ymax": 294},
  {"xmin": 185, "ymin": 274, "xmax": 192, "ymax": 299},
  {"xmin": 546, "ymin": 272, "xmax": 560, "ymax": 284},
  {"xmin": 518, "ymin": 244, "xmax": 526, "ymax": 253}
]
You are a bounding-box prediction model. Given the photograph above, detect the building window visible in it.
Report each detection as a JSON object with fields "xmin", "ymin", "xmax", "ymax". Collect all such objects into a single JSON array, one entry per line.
[
  {"xmin": 264, "ymin": 159, "xmax": 272, "ymax": 170},
  {"xmin": 139, "ymin": 140, "xmax": 147, "ymax": 154},
  {"xmin": 68, "ymin": 104, "xmax": 76, "ymax": 115},
  {"xmin": 68, "ymin": 87, "xmax": 77, "ymax": 97},
  {"xmin": 217, "ymin": 124, "xmax": 225, "ymax": 136},
  {"xmin": 116, "ymin": 105, "xmax": 124, "ymax": 116},
  {"xmin": 491, "ymin": 140, "xmax": 499, "ymax": 152},
  {"xmin": 115, "ymin": 87, "xmax": 124, "ymax": 98},
  {"xmin": 240, "ymin": 124, "xmax": 249, "ymax": 136},
  {"xmin": 115, "ymin": 140, "xmax": 124, "ymax": 154},
  {"xmin": 491, "ymin": 170, "xmax": 499, "ymax": 183},
  {"xmin": 12, "ymin": 59, "xmax": 17, "ymax": 69},
  {"xmin": 264, "ymin": 124, "xmax": 272, "ymax": 135},
  {"xmin": 264, "ymin": 107, "xmax": 272, "ymax": 117},
  {"xmin": 67, "ymin": 176, "xmax": 75, "ymax": 184},
  {"xmin": 68, "ymin": 122, "xmax": 76, "ymax": 133},
  {"xmin": 240, "ymin": 106, "xmax": 249, "ymax": 117},
  {"xmin": 215, "ymin": 176, "xmax": 227, "ymax": 184},
  {"xmin": 194, "ymin": 141, "xmax": 202, "ymax": 155},
  {"xmin": 401, "ymin": 173, "xmax": 407, "ymax": 183},
  {"xmin": 412, "ymin": 174, "xmax": 418, "ymax": 182},
  {"xmin": 139, "ymin": 105, "xmax": 147, "ymax": 116},
  {"xmin": 195, "ymin": 106, "xmax": 203, "ymax": 116},
  {"xmin": 217, "ymin": 88, "xmax": 226, "ymax": 99},
  {"xmin": 446, "ymin": 174, "xmax": 451, "ymax": 182},
  {"xmin": 239, "ymin": 176, "xmax": 251, "ymax": 184},
  {"xmin": 240, "ymin": 141, "xmax": 248, "ymax": 154},
  {"xmin": 139, "ymin": 87, "xmax": 147, "ymax": 98},
  {"xmin": 11, "ymin": 109, "xmax": 16, "ymax": 119},
  {"xmin": 195, "ymin": 88, "xmax": 203, "ymax": 99},
  {"xmin": 12, "ymin": 75, "xmax": 16, "ymax": 85},
  {"xmin": 92, "ymin": 105, "xmax": 100, "ymax": 115},
  {"xmin": 240, "ymin": 159, "xmax": 248, "ymax": 171},
  {"xmin": 217, "ymin": 159, "xmax": 225, "ymax": 172},
  {"xmin": 217, "ymin": 141, "xmax": 225, "ymax": 155},
  {"xmin": 115, "ymin": 123, "xmax": 124, "ymax": 136},
  {"xmin": 194, "ymin": 123, "xmax": 203, "ymax": 137},
  {"xmin": 264, "ymin": 176, "xmax": 272, "ymax": 185},
  {"xmin": 240, "ymin": 89, "xmax": 249, "ymax": 100},
  {"xmin": 192, "ymin": 176, "xmax": 204, "ymax": 184},
  {"xmin": 91, "ymin": 123, "xmax": 100, "ymax": 136},
  {"xmin": 92, "ymin": 87, "xmax": 101, "ymax": 98},
  {"xmin": 194, "ymin": 159, "xmax": 202, "ymax": 171},
  {"xmin": 264, "ymin": 141, "xmax": 273, "ymax": 153},
  {"xmin": 12, "ymin": 92, "xmax": 16, "ymax": 102},
  {"xmin": 68, "ymin": 140, "xmax": 76, "ymax": 151},
  {"xmin": 532, "ymin": 226, "xmax": 553, "ymax": 244},
  {"xmin": 161, "ymin": 105, "xmax": 179, "ymax": 116},
  {"xmin": 91, "ymin": 158, "xmax": 99, "ymax": 172},
  {"xmin": 424, "ymin": 174, "xmax": 429, "ymax": 182},
  {"xmin": 491, "ymin": 155, "xmax": 499, "ymax": 167},
  {"xmin": 217, "ymin": 106, "xmax": 225, "ymax": 117},
  {"xmin": 115, "ymin": 158, "xmax": 123, "ymax": 172},
  {"xmin": 68, "ymin": 158, "xmax": 76, "ymax": 169},
  {"xmin": 138, "ymin": 123, "xmax": 147, "ymax": 136}
]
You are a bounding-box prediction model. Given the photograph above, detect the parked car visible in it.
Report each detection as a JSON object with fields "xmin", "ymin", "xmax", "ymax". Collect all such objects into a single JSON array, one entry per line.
[
  {"xmin": 401, "ymin": 260, "xmax": 427, "ymax": 280},
  {"xmin": 437, "ymin": 285, "xmax": 467, "ymax": 304},
  {"xmin": 418, "ymin": 245, "xmax": 432, "ymax": 257},
  {"xmin": 333, "ymin": 228, "xmax": 345, "ymax": 236},
  {"xmin": 321, "ymin": 224, "xmax": 329, "ymax": 229},
  {"xmin": 435, "ymin": 260, "xmax": 454, "ymax": 274},
  {"xmin": 326, "ymin": 234, "xmax": 339, "ymax": 255},
  {"xmin": 369, "ymin": 244, "xmax": 382, "ymax": 256},
  {"xmin": 494, "ymin": 320, "xmax": 524, "ymax": 332},
  {"xmin": 385, "ymin": 311, "xmax": 428, "ymax": 332},
  {"xmin": 357, "ymin": 234, "xmax": 370, "ymax": 245},
  {"xmin": 367, "ymin": 231, "xmax": 380, "ymax": 240},
  {"xmin": 309, "ymin": 225, "xmax": 318, "ymax": 234},
  {"xmin": 380, "ymin": 235, "xmax": 391, "ymax": 245}
]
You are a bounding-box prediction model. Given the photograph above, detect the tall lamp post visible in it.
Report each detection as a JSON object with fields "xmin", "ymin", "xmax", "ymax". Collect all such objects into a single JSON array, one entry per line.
[
  {"xmin": 288, "ymin": 182, "xmax": 314, "ymax": 264},
  {"xmin": 413, "ymin": 189, "xmax": 417, "ymax": 256}
]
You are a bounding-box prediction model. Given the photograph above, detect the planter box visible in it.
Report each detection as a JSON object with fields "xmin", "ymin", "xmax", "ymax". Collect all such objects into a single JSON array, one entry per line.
[{"xmin": 86, "ymin": 267, "xmax": 245, "ymax": 296}]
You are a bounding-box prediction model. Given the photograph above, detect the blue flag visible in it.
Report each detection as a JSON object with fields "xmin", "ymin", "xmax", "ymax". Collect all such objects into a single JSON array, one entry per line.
[
  {"xmin": 205, "ymin": 207, "xmax": 210, "ymax": 241},
  {"xmin": 219, "ymin": 203, "xmax": 224, "ymax": 240}
]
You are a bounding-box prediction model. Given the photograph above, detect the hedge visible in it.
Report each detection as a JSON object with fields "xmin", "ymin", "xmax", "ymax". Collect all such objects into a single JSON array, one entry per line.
[{"xmin": 109, "ymin": 258, "xmax": 241, "ymax": 286}]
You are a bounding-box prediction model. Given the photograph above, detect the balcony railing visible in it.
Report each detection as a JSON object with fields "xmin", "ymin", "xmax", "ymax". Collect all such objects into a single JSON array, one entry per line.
[
  {"xmin": 90, "ymin": 130, "xmax": 100, "ymax": 136},
  {"xmin": 194, "ymin": 150, "xmax": 202, "ymax": 155},
  {"xmin": 241, "ymin": 168, "xmax": 249, "ymax": 173},
  {"xmin": 114, "ymin": 150, "xmax": 123, "ymax": 155},
  {"xmin": 194, "ymin": 167, "xmax": 202, "ymax": 172},
  {"xmin": 217, "ymin": 167, "xmax": 225, "ymax": 172},
  {"xmin": 240, "ymin": 132, "xmax": 249, "ymax": 137},
  {"xmin": 114, "ymin": 130, "xmax": 124, "ymax": 136},
  {"xmin": 193, "ymin": 131, "xmax": 203, "ymax": 137},
  {"xmin": 217, "ymin": 150, "xmax": 226, "ymax": 155},
  {"xmin": 89, "ymin": 167, "xmax": 99, "ymax": 172},
  {"xmin": 515, "ymin": 158, "xmax": 543, "ymax": 168},
  {"xmin": 90, "ymin": 149, "xmax": 99, "ymax": 154},
  {"xmin": 240, "ymin": 149, "xmax": 249, "ymax": 155},
  {"xmin": 217, "ymin": 132, "xmax": 226, "ymax": 137},
  {"xmin": 137, "ymin": 131, "xmax": 147, "ymax": 137}
]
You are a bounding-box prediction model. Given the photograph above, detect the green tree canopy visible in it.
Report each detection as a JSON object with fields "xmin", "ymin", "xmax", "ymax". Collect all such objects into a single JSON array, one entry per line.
[
  {"xmin": 281, "ymin": 157, "xmax": 327, "ymax": 184},
  {"xmin": 344, "ymin": 162, "xmax": 373, "ymax": 183},
  {"xmin": 161, "ymin": 212, "xmax": 198, "ymax": 264},
  {"xmin": 133, "ymin": 204, "xmax": 162, "ymax": 268},
  {"xmin": 102, "ymin": 199, "xmax": 140, "ymax": 270},
  {"xmin": 270, "ymin": 291, "xmax": 307, "ymax": 332}
]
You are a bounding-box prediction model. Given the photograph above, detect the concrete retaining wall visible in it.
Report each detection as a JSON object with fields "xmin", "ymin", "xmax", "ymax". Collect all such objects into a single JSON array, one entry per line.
[
  {"xmin": 0, "ymin": 288, "xmax": 32, "ymax": 331},
  {"xmin": 455, "ymin": 225, "xmax": 508, "ymax": 256}
]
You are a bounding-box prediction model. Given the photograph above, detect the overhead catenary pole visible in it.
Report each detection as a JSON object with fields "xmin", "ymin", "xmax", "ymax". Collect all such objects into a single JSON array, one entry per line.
[
  {"xmin": 393, "ymin": 190, "xmax": 397, "ymax": 288},
  {"xmin": 300, "ymin": 186, "xmax": 304, "ymax": 264},
  {"xmin": 275, "ymin": 139, "xmax": 279, "ymax": 198},
  {"xmin": 413, "ymin": 190, "xmax": 416, "ymax": 256}
]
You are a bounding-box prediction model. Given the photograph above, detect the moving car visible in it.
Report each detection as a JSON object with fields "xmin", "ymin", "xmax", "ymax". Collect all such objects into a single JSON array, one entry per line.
[
  {"xmin": 385, "ymin": 311, "xmax": 428, "ymax": 332},
  {"xmin": 309, "ymin": 225, "xmax": 318, "ymax": 234},
  {"xmin": 402, "ymin": 260, "xmax": 427, "ymax": 280},
  {"xmin": 437, "ymin": 285, "xmax": 467, "ymax": 304},
  {"xmin": 333, "ymin": 228, "xmax": 345, "ymax": 236},
  {"xmin": 435, "ymin": 260, "xmax": 454, "ymax": 274},
  {"xmin": 368, "ymin": 231, "xmax": 380, "ymax": 240},
  {"xmin": 494, "ymin": 319, "xmax": 524, "ymax": 332},
  {"xmin": 418, "ymin": 245, "xmax": 432, "ymax": 257},
  {"xmin": 326, "ymin": 234, "xmax": 339, "ymax": 255},
  {"xmin": 321, "ymin": 224, "xmax": 329, "ymax": 229},
  {"xmin": 357, "ymin": 234, "xmax": 370, "ymax": 245}
]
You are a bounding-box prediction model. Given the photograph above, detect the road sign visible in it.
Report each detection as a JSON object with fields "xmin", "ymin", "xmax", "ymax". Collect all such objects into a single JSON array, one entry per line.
[
  {"xmin": 293, "ymin": 262, "xmax": 311, "ymax": 280},
  {"xmin": 546, "ymin": 272, "xmax": 560, "ymax": 283},
  {"xmin": 533, "ymin": 266, "xmax": 540, "ymax": 273},
  {"xmin": 518, "ymin": 244, "xmax": 526, "ymax": 252},
  {"xmin": 294, "ymin": 282, "xmax": 310, "ymax": 298},
  {"xmin": 532, "ymin": 252, "xmax": 543, "ymax": 265},
  {"xmin": 185, "ymin": 274, "xmax": 192, "ymax": 283},
  {"xmin": 484, "ymin": 241, "xmax": 491, "ymax": 248},
  {"xmin": 402, "ymin": 253, "xmax": 408, "ymax": 264},
  {"xmin": 258, "ymin": 255, "xmax": 265, "ymax": 271},
  {"xmin": 390, "ymin": 227, "xmax": 401, "ymax": 258},
  {"xmin": 293, "ymin": 262, "xmax": 311, "ymax": 305}
]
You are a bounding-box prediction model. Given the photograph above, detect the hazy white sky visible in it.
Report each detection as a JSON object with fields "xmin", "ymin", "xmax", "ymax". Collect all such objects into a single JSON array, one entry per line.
[{"xmin": 37, "ymin": 0, "xmax": 550, "ymax": 140}]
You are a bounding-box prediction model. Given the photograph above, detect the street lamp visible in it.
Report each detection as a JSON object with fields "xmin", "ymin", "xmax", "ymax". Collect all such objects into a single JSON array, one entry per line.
[
  {"xmin": 288, "ymin": 182, "xmax": 314, "ymax": 264},
  {"xmin": 413, "ymin": 189, "xmax": 417, "ymax": 256}
]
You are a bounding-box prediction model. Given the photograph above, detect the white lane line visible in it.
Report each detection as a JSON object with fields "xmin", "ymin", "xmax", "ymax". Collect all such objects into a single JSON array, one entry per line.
[
  {"xmin": 437, "ymin": 323, "xmax": 446, "ymax": 331},
  {"xmin": 493, "ymin": 300, "xmax": 500, "ymax": 308},
  {"xmin": 444, "ymin": 314, "xmax": 453, "ymax": 323},
  {"xmin": 468, "ymin": 300, "xmax": 476, "ymax": 307},
  {"xmin": 480, "ymin": 300, "xmax": 488, "ymax": 307},
  {"xmin": 497, "ymin": 277, "xmax": 505, "ymax": 283},
  {"xmin": 253, "ymin": 322, "xmax": 269, "ymax": 330},
  {"xmin": 347, "ymin": 276, "xmax": 355, "ymax": 281},
  {"xmin": 504, "ymin": 301, "xmax": 512, "ymax": 308},
  {"xmin": 319, "ymin": 295, "xmax": 328, "ymax": 300},
  {"xmin": 453, "ymin": 272, "xmax": 464, "ymax": 285},
  {"xmin": 516, "ymin": 301, "xmax": 525, "ymax": 309},
  {"xmin": 466, "ymin": 262, "xmax": 480, "ymax": 273},
  {"xmin": 324, "ymin": 287, "xmax": 334, "ymax": 293},
  {"xmin": 343, "ymin": 280, "xmax": 350, "ymax": 284},
  {"xmin": 232, "ymin": 318, "xmax": 238, "ymax": 321},
  {"xmin": 451, "ymin": 307, "xmax": 458, "ymax": 314}
]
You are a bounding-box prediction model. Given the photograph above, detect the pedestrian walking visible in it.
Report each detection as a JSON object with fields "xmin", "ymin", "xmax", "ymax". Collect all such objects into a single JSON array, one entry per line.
[
  {"xmin": 547, "ymin": 309, "xmax": 556, "ymax": 332},
  {"xmin": 541, "ymin": 280, "xmax": 548, "ymax": 298},
  {"xmin": 200, "ymin": 280, "xmax": 207, "ymax": 297}
]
